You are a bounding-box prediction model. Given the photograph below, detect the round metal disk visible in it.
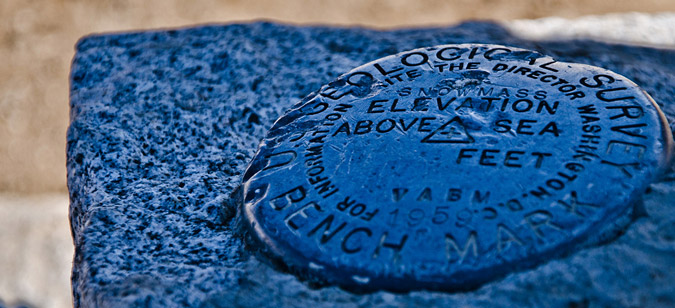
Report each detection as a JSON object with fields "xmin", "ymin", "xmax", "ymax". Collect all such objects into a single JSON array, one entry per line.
[{"xmin": 240, "ymin": 44, "xmax": 673, "ymax": 292}]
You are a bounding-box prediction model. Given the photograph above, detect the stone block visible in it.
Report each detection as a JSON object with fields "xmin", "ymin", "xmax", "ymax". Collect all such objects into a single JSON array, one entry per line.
[{"xmin": 68, "ymin": 21, "xmax": 675, "ymax": 307}]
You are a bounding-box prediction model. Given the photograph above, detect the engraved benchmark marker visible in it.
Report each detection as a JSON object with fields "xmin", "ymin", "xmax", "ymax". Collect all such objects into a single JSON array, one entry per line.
[{"xmin": 240, "ymin": 44, "xmax": 673, "ymax": 292}]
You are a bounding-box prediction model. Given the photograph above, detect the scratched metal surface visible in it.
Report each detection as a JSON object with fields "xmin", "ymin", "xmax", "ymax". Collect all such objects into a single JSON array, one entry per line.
[{"xmin": 241, "ymin": 44, "xmax": 672, "ymax": 292}]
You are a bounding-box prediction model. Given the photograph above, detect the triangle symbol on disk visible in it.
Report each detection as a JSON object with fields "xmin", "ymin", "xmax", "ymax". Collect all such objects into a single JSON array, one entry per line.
[{"xmin": 421, "ymin": 116, "xmax": 475, "ymax": 144}]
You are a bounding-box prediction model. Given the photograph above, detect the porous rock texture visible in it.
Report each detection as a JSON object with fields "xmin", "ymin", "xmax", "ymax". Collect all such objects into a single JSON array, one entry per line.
[{"xmin": 68, "ymin": 22, "xmax": 675, "ymax": 307}]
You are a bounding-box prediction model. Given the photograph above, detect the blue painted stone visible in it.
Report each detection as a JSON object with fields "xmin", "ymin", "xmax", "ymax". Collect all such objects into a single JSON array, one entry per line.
[
  {"xmin": 69, "ymin": 22, "xmax": 675, "ymax": 307},
  {"xmin": 241, "ymin": 44, "xmax": 673, "ymax": 292}
]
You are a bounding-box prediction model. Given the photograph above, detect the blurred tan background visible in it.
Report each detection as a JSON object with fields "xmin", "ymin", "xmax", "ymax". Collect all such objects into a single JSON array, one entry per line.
[{"xmin": 1, "ymin": 1, "xmax": 674, "ymax": 308}]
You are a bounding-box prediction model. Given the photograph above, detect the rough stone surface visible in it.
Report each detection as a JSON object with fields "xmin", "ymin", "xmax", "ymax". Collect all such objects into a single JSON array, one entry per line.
[{"xmin": 68, "ymin": 22, "xmax": 675, "ymax": 307}]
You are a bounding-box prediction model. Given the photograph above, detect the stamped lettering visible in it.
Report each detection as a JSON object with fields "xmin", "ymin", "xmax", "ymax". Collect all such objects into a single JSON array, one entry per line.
[{"xmin": 241, "ymin": 44, "xmax": 673, "ymax": 292}]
